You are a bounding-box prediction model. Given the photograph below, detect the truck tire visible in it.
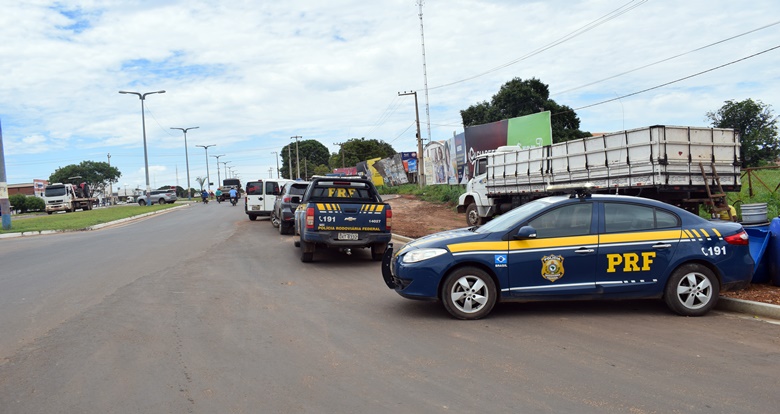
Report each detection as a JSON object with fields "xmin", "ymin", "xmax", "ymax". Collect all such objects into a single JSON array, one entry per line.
[
  {"xmin": 371, "ymin": 243, "xmax": 387, "ymax": 261},
  {"xmin": 249, "ymin": 215, "xmax": 257, "ymax": 221},
  {"xmin": 159, "ymin": 198, "xmax": 166, "ymax": 205},
  {"xmin": 466, "ymin": 203, "xmax": 485, "ymax": 227},
  {"xmin": 300, "ymin": 240, "xmax": 314, "ymax": 262},
  {"xmin": 138, "ymin": 200, "xmax": 147, "ymax": 206}
]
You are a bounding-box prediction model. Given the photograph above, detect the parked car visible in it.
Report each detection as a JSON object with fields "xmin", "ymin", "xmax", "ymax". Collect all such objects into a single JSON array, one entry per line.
[
  {"xmin": 382, "ymin": 192, "xmax": 754, "ymax": 320},
  {"xmin": 137, "ymin": 189, "xmax": 178, "ymax": 206},
  {"xmin": 272, "ymin": 181, "xmax": 310, "ymax": 234}
]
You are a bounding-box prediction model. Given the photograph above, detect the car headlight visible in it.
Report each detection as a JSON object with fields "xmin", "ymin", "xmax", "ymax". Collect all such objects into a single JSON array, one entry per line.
[{"xmin": 402, "ymin": 248, "xmax": 448, "ymax": 263}]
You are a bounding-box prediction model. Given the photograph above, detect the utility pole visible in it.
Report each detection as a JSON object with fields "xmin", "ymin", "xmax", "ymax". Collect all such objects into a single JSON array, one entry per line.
[
  {"xmin": 398, "ymin": 91, "xmax": 424, "ymax": 187},
  {"xmin": 106, "ymin": 152, "xmax": 111, "ymax": 206},
  {"xmin": 287, "ymin": 145, "xmax": 292, "ymax": 179},
  {"xmin": 291, "ymin": 135, "xmax": 302, "ymax": 179},
  {"xmin": 268, "ymin": 167, "xmax": 273, "ymax": 178},
  {"xmin": 0, "ymin": 119, "xmax": 11, "ymax": 230},
  {"xmin": 272, "ymin": 151, "xmax": 280, "ymax": 178}
]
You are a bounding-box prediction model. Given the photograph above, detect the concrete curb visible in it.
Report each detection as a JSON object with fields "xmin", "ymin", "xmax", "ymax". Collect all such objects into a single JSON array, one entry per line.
[
  {"xmin": 716, "ymin": 297, "xmax": 780, "ymax": 320},
  {"xmin": 0, "ymin": 204, "xmax": 188, "ymax": 238},
  {"xmin": 391, "ymin": 233, "xmax": 780, "ymax": 321}
]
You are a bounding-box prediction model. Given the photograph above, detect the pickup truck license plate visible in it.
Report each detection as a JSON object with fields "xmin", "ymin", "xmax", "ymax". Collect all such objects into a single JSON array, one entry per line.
[{"xmin": 338, "ymin": 233, "xmax": 359, "ymax": 241}]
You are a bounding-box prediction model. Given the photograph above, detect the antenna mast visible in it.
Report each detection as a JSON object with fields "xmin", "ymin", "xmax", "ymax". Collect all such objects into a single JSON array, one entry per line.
[{"xmin": 417, "ymin": 0, "xmax": 431, "ymax": 143}]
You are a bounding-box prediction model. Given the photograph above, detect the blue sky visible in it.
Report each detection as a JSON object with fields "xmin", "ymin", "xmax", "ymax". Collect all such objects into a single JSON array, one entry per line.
[{"xmin": 1, "ymin": 0, "xmax": 778, "ymax": 192}]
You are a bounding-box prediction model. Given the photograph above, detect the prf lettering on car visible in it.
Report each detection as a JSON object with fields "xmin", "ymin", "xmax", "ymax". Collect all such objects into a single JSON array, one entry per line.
[
  {"xmin": 328, "ymin": 188, "xmax": 356, "ymax": 197},
  {"xmin": 606, "ymin": 252, "xmax": 656, "ymax": 273}
]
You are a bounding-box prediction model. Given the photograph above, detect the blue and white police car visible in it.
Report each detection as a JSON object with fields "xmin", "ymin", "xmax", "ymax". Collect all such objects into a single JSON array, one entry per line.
[{"xmin": 381, "ymin": 193, "xmax": 753, "ymax": 320}]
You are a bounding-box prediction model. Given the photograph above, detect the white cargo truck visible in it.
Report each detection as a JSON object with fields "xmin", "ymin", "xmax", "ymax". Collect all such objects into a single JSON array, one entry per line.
[
  {"xmin": 43, "ymin": 182, "xmax": 96, "ymax": 214},
  {"xmin": 457, "ymin": 125, "xmax": 741, "ymax": 226}
]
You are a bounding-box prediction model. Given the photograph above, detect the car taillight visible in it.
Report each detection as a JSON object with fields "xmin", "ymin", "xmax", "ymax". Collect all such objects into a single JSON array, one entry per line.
[
  {"xmin": 306, "ymin": 207, "xmax": 315, "ymax": 229},
  {"xmin": 724, "ymin": 230, "xmax": 749, "ymax": 245},
  {"xmin": 283, "ymin": 195, "xmax": 292, "ymax": 203},
  {"xmin": 386, "ymin": 207, "xmax": 392, "ymax": 231}
]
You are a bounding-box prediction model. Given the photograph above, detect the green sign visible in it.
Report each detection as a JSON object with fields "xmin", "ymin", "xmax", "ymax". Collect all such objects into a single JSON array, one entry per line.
[{"xmin": 506, "ymin": 111, "xmax": 552, "ymax": 149}]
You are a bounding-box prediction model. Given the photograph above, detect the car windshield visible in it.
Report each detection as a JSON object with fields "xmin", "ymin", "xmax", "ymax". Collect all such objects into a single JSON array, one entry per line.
[{"xmin": 474, "ymin": 197, "xmax": 559, "ymax": 234}]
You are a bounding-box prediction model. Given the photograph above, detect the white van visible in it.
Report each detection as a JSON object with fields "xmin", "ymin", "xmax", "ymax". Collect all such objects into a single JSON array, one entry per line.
[{"xmin": 244, "ymin": 179, "xmax": 293, "ymax": 221}]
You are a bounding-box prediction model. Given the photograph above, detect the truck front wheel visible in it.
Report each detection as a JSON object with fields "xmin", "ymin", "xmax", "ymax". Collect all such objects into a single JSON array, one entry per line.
[{"xmin": 466, "ymin": 203, "xmax": 485, "ymax": 227}]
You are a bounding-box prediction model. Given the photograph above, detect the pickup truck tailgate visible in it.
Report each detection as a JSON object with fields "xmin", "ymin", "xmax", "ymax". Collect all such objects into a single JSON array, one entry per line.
[{"xmin": 313, "ymin": 202, "xmax": 389, "ymax": 233}]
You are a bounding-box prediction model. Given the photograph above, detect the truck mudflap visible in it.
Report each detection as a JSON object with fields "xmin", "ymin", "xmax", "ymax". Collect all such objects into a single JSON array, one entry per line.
[{"xmin": 381, "ymin": 243, "xmax": 396, "ymax": 289}]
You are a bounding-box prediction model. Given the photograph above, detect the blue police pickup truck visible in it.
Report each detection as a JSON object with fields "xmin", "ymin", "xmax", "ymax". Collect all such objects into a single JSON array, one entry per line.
[{"xmin": 294, "ymin": 176, "xmax": 392, "ymax": 262}]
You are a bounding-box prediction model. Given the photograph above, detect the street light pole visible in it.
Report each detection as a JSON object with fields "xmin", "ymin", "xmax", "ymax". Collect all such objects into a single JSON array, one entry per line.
[
  {"xmin": 196, "ymin": 144, "xmax": 216, "ymax": 191},
  {"xmin": 272, "ymin": 151, "xmax": 280, "ymax": 178},
  {"xmin": 170, "ymin": 126, "xmax": 199, "ymax": 200},
  {"xmin": 291, "ymin": 135, "xmax": 302, "ymax": 179},
  {"xmin": 119, "ymin": 90, "xmax": 166, "ymax": 203},
  {"xmin": 212, "ymin": 154, "xmax": 224, "ymax": 189},
  {"xmin": 220, "ymin": 161, "xmax": 231, "ymax": 181}
]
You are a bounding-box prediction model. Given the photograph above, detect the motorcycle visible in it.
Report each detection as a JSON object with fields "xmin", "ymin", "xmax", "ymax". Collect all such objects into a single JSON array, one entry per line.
[{"xmin": 230, "ymin": 196, "xmax": 238, "ymax": 206}]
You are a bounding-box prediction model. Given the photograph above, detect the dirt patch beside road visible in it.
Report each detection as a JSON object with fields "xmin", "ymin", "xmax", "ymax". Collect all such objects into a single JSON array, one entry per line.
[{"xmin": 385, "ymin": 194, "xmax": 464, "ymax": 239}]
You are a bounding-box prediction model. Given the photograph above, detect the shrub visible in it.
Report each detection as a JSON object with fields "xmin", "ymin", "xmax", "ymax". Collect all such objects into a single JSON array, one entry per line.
[
  {"xmin": 9, "ymin": 194, "xmax": 27, "ymax": 213},
  {"xmin": 26, "ymin": 196, "xmax": 45, "ymax": 212}
]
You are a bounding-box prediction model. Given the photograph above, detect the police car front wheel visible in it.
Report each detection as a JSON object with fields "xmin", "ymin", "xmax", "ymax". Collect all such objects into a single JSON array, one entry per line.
[
  {"xmin": 664, "ymin": 264, "xmax": 720, "ymax": 317},
  {"xmin": 441, "ymin": 267, "xmax": 497, "ymax": 320}
]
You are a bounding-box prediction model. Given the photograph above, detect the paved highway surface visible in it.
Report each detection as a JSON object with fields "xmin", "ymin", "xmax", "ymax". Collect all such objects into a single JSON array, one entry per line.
[{"xmin": 1, "ymin": 202, "xmax": 778, "ymax": 413}]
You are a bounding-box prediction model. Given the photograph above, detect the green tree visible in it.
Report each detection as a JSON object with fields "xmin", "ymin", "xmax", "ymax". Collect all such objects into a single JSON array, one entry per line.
[
  {"xmin": 312, "ymin": 164, "xmax": 331, "ymax": 176},
  {"xmin": 461, "ymin": 77, "xmax": 590, "ymax": 143},
  {"xmin": 195, "ymin": 177, "xmax": 206, "ymax": 191},
  {"xmin": 9, "ymin": 194, "xmax": 27, "ymax": 213},
  {"xmin": 280, "ymin": 140, "xmax": 330, "ymax": 179},
  {"xmin": 330, "ymin": 138, "xmax": 396, "ymax": 170},
  {"xmin": 706, "ymin": 99, "xmax": 779, "ymax": 167},
  {"xmin": 49, "ymin": 161, "xmax": 121, "ymax": 196}
]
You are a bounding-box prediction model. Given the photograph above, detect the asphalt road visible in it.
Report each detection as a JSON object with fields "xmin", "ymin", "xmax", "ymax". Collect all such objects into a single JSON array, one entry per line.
[{"xmin": 1, "ymin": 202, "xmax": 779, "ymax": 413}]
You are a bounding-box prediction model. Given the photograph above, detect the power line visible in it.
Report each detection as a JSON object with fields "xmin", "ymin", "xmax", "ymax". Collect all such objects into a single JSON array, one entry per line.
[
  {"xmin": 565, "ymin": 44, "xmax": 780, "ymax": 113},
  {"xmin": 554, "ymin": 20, "xmax": 780, "ymax": 96},
  {"xmin": 428, "ymin": 0, "xmax": 648, "ymax": 91}
]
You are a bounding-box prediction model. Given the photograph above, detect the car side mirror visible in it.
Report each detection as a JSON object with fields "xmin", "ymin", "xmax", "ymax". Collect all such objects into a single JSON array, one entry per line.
[
  {"xmin": 514, "ymin": 226, "xmax": 537, "ymax": 240},
  {"xmin": 291, "ymin": 196, "xmax": 301, "ymax": 204}
]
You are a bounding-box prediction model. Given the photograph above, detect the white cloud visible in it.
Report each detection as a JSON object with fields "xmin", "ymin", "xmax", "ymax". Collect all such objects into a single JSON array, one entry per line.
[{"xmin": 1, "ymin": 0, "xmax": 778, "ymax": 186}]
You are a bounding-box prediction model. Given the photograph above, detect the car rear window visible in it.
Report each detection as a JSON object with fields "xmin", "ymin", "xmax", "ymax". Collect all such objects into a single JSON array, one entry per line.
[
  {"xmin": 309, "ymin": 181, "xmax": 376, "ymax": 202},
  {"xmin": 289, "ymin": 184, "xmax": 308, "ymax": 196},
  {"xmin": 245, "ymin": 182, "xmax": 263, "ymax": 195}
]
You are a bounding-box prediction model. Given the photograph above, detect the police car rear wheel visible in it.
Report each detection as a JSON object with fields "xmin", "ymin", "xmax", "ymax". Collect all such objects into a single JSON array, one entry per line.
[
  {"xmin": 441, "ymin": 267, "xmax": 497, "ymax": 320},
  {"xmin": 664, "ymin": 264, "xmax": 719, "ymax": 316}
]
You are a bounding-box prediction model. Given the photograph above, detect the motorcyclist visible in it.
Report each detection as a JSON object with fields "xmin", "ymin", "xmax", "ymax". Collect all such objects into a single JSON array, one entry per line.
[
  {"xmin": 215, "ymin": 188, "xmax": 223, "ymax": 203},
  {"xmin": 229, "ymin": 186, "xmax": 238, "ymax": 206},
  {"xmin": 201, "ymin": 189, "xmax": 209, "ymax": 204}
]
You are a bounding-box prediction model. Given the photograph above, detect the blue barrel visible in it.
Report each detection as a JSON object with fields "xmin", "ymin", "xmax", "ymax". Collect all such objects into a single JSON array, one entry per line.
[
  {"xmin": 745, "ymin": 226, "xmax": 771, "ymax": 283},
  {"xmin": 769, "ymin": 217, "xmax": 780, "ymax": 286}
]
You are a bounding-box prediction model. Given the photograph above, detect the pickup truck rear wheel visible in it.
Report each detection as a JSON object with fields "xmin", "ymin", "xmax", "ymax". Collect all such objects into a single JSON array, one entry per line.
[
  {"xmin": 300, "ymin": 240, "xmax": 314, "ymax": 262},
  {"xmin": 371, "ymin": 243, "xmax": 387, "ymax": 261},
  {"xmin": 466, "ymin": 203, "xmax": 485, "ymax": 227},
  {"xmin": 138, "ymin": 200, "xmax": 146, "ymax": 206}
]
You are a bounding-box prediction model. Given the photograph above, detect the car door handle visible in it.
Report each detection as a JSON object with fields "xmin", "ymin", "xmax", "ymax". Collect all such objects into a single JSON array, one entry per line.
[
  {"xmin": 653, "ymin": 243, "xmax": 672, "ymax": 249},
  {"xmin": 575, "ymin": 248, "xmax": 594, "ymax": 254}
]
